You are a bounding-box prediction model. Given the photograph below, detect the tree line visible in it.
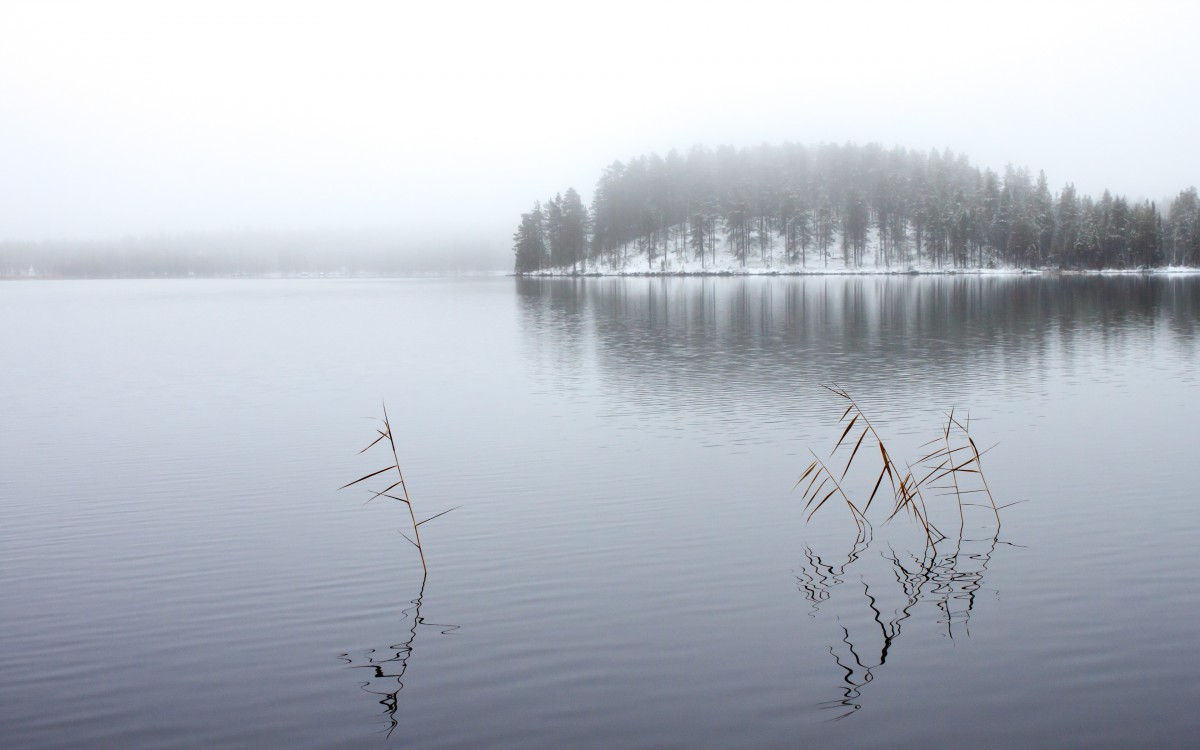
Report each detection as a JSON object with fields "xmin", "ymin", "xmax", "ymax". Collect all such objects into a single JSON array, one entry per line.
[{"xmin": 514, "ymin": 142, "xmax": 1200, "ymax": 273}]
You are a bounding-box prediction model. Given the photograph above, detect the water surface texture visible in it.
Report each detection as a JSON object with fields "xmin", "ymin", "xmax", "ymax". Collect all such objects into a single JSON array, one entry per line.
[{"xmin": 2, "ymin": 276, "xmax": 1198, "ymax": 748}]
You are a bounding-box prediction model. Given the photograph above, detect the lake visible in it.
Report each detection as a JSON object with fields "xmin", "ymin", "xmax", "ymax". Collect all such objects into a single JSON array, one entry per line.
[{"xmin": 2, "ymin": 275, "xmax": 1198, "ymax": 748}]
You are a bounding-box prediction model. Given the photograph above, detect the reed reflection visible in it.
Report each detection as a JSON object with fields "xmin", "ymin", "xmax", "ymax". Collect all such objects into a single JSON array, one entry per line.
[
  {"xmin": 338, "ymin": 572, "xmax": 459, "ymax": 739},
  {"xmin": 799, "ymin": 528, "xmax": 1008, "ymax": 721}
]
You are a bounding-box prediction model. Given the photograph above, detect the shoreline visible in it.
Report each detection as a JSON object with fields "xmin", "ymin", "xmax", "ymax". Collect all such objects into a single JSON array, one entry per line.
[
  {"xmin": 515, "ymin": 266, "xmax": 1200, "ymax": 278},
  {"xmin": 5, "ymin": 267, "xmax": 1200, "ymax": 281}
]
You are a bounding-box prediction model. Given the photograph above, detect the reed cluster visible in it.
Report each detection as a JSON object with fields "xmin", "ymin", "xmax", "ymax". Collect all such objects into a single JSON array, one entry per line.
[{"xmin": 797, "ymin": 384, "xmax": 1003, "ymax": 546}]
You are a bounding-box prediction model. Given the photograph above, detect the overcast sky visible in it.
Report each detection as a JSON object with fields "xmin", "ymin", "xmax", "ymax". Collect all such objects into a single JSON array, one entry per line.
[{"xmin": 1, "ymin": 0, "xmax": 1197, "ymax": 245}]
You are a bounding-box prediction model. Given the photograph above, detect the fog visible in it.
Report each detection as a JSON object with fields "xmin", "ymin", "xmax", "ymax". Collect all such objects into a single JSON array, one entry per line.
[{"xmin": 2, "ymin": 0, "xmax": 1197, "ymax": 270}]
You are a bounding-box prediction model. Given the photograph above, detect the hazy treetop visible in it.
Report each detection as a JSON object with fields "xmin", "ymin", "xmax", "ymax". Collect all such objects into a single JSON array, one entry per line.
[{"xmin": 1, "ymin": 0, "xmax": 1196, "ymax": 243}]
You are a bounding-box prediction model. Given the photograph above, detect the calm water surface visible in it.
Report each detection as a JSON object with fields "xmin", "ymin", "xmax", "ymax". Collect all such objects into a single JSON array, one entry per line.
[{"xmin": 2, "ymin": 275, "xmax": 1198, "ymax": 748}]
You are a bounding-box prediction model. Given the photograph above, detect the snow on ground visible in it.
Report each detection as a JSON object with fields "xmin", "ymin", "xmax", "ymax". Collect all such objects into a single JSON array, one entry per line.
[
  {"xmin": 526, "ymin": 226, "xmax": 1200, "ymax": 276},
  {"xmin": 530, "ymin": 227, "xmax": 1035, "ymax": 276}
]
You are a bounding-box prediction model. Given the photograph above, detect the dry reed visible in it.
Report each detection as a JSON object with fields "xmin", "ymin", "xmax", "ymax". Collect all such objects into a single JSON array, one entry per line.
[
  {"xmin": 797, "ymin": 385, "xmax": 1000, "ymax": 545},
  {"xmin": 341, "ymin": 403, "xmax": 458, "ymax": 574}
]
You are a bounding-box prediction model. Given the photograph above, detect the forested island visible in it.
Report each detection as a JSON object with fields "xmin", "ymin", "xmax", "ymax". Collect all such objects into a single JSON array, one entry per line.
[{"xmin": 513, "ymin": 142, "xmax": 1200, "ymax": 274}]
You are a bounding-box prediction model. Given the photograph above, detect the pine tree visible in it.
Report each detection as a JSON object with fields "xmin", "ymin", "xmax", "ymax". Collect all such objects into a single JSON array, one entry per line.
[
  {"xmin": 1167, "ymin": 187, "xmax": 1200, "ymax": 266},
  {"xmin": 560, "ymin": 187, "xmax": 588, "ymax": 273},
  {"xmin": 545, "ymin": 194, "xmax": 564, "ymax": 268},
  {"xmin": 512, "ymin": 203, "xmax": 547, "ymax": 273}
]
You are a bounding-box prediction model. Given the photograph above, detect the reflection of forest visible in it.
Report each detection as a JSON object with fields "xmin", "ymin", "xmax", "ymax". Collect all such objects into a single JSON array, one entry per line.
[{"xmin": 517, "ymin": 275, "xmax": 1199, "ymax": 407}]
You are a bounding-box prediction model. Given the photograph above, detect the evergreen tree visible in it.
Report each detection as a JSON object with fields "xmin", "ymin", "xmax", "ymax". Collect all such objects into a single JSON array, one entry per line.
[
  {"xmin": 545, "ymin": 194, "xmax": 564, "ymax": 268},
  {"xmin": 843, "ymin": 186, "xmax": 869, "ymax": 266},
  {"xmin": 1167, "ymin": 187, "xmax": 1200, "ymax": 266},
  {"xmin": 560, "ymin": 187, "xmax": 588, "ymax": 273},
  {"xmin": 513, "ymin": 203, "xmax": 547, "ymax": 273},
  {"xmin": 1051, "ymin": 184, "xmax": 1079, "ymax": 268}
]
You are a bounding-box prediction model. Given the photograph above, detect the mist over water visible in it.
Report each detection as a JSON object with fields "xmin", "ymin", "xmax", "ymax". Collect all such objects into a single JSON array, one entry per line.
[{"xmin": 0, "ymin": 229, "xmax": 511, "ymax": 277}]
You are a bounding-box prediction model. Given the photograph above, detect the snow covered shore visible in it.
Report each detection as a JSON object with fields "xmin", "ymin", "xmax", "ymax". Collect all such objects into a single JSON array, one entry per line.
[{"xmin": 522, "ymin": 229, "xmax": 1199, "ymax": 277}]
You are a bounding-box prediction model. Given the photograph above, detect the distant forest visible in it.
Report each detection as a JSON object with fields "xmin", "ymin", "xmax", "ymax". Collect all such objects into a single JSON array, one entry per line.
[
  {"xmin": 0, "ymin": 232, "xmax": 500, "ymax": 278},
  {"xmin": 513, "ymin": 142, "xmax": 1200, "ymax": 273}
]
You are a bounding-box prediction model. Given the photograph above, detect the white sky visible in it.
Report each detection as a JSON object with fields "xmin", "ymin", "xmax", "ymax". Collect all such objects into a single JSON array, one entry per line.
[{"xmin": 1, "ymin": 0, "xmax": 1197, "ymax": 243}]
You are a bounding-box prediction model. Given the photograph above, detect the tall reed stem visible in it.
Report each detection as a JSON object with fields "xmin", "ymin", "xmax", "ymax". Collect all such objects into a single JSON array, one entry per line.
[
  {"xmin": 798, "ymin": 385, "xmax": 1001, "ymax": 542},
  {"xmin": 341, "ymin": 403, "xmax": 459, "ymax": 575}
]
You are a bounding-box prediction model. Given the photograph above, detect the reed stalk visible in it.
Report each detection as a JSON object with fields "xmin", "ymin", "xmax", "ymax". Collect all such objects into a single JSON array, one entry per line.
[
  {"xmin": 798, "ymin": 385, "xmax": 1000, "ymax": 543},
  {"xmin": 341, "ymin": 403, "xmax": 458, "ymax": 575}
]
